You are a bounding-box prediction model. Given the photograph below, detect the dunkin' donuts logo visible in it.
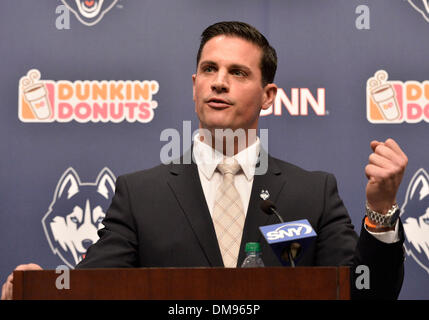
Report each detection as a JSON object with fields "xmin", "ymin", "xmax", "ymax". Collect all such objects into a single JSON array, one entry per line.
[
  {"xmin": 18, "ymin": 69, "xmax": 159, "ymax": 123},
  {"xmin": 367, "ymin": 70, "xmax": 429, "ymax": 124}
]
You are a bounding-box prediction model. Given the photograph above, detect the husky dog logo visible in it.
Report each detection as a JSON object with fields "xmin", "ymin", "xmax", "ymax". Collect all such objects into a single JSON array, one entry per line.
[
  {"xmin": 408, "ymin": 0, "xmax": 429, "ymax": 23},
  {"xmin": 42, "ymin": 167, "xmax": 116, "ymax": 268},
  {"xmin": 60, "ymin": 0, "xmax": 119, "ymax": 26},
  {"xmin": 259, "ymin": 189, "xmax": 270, "ymax": 200},
  {"xmin": 401, "ymin": 168, "xmax": 429, "ymax": 274}
]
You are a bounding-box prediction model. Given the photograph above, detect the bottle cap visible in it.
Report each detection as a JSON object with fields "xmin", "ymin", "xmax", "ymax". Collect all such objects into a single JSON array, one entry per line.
[{"xmin": 245, "ymin": 242, "xmax": 261, "ymax": 253}]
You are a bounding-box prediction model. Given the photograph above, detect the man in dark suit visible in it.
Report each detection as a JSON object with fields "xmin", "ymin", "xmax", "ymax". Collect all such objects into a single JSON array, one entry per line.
[{"xmin": 2, "ymin": 21, "xmax": 408, "ymax": 300}]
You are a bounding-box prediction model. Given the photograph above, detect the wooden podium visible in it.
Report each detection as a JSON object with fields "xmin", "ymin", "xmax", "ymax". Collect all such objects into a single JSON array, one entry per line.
[{"xmin": 13, "ymin": 267, "xmax": 350, "ymax": 300}]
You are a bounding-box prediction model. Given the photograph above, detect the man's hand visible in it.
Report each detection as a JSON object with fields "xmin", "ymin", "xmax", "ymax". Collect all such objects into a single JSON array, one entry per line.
[
  {"xmin": 365, "ymin": 138, "xmax": 408, "ymax": 214},
  {"xmin": 1, "ymin": 263, "xmax": 43, "ymax": 300}
]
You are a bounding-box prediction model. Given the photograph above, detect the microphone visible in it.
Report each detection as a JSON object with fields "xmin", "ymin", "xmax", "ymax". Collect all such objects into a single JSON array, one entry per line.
[
  {"xmin": 259, "ymin": 200, "xmax": 317, "ymax": 267},
  {"xmin": 260, "ymin": 199, "xmax": 284, "ymax": 223}
]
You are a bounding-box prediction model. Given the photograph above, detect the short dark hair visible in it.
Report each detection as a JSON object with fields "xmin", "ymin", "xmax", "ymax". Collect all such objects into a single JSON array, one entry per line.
[{"xmin": 196, "ymin": 21, "xmax": 277, "ymax": 87}]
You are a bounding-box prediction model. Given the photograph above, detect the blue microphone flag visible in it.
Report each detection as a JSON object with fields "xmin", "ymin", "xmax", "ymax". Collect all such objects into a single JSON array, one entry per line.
[{"xmin": 259, "ymin": 219, "xmax": 317, "ymax": 266}]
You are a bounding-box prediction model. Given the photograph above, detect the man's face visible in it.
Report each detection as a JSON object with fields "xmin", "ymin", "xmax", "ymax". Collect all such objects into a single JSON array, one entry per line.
[{"xmin": 193, "ymin": 35, "xmax": 276, "ymax": 133}]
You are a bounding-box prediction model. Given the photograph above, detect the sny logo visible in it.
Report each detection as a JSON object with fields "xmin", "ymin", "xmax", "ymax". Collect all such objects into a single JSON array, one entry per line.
[
  {"xmin": 60, "ymin": 0, "xmax": 119, "ymax": 26},
  {"xmin": 401, "ymin": 168, "xmax": 429, "ymax": 274},
  {"xmin": 42, "ymin": 167, "xmax": 116, "ymax": 268},
  {"xmin": 266, "ymin": 222, "xmax": 314, "ymax": 241}
]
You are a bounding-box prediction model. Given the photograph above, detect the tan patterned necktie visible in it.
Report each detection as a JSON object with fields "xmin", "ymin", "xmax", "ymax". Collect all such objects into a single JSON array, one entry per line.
[{"xmin": 212, "ymin": 159, "xmax": 245, "ymax": 268}]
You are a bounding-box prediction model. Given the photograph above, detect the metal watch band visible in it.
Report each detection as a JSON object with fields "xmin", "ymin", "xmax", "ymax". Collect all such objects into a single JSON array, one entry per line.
[{"xmin": 365, "ymin": 202, "xmax": 400, "ymax": 228}]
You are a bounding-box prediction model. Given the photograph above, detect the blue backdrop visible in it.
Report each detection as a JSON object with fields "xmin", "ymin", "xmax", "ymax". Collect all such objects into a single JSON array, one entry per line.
[{"xmin": 1, "ymin": 0, "xmax": 428, "ymax": 299}]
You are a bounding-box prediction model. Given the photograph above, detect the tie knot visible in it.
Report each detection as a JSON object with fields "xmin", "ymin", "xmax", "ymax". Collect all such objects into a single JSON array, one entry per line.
[{"xmin": 217, "ymin": 158, "xmax": 241, "ymax": 176}]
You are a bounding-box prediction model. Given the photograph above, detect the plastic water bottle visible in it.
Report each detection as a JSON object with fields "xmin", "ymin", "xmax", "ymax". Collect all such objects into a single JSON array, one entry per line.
[{"xmin": 241, "ymin": 242, "xmax": 265, "ymax": 267}]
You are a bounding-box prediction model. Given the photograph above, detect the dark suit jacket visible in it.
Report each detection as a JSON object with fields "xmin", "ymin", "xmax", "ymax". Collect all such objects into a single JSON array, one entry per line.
[{"xmin": 76, "ymin": 154, "xmax": 405, "ymax": 299}]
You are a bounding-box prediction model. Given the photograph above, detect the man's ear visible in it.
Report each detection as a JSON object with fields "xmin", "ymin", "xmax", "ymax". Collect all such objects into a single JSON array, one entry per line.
[
  {"xmin": 192, "ymin": 74, "xmax": 197, "ymax": 102},
  {"xmin": 261, "ymin": 83, "xmax": 277, "ymax": 110}
]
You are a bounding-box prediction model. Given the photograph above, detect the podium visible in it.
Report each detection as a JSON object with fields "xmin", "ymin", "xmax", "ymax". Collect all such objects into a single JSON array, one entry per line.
[{"xmin": 13, "ymin": 267, "xmax": 350, "ymax": 300}]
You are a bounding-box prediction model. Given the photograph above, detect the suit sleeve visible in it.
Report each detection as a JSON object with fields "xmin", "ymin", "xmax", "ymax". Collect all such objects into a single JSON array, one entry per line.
[
  {"xmin": 314, "ymin": 173, "xmax": 358, "ymax": 266},
  {"xmin": 75, "ymin": 175, "xmax": 139, "ymax": 268},
  {"xmin": 352, "ymin": 219, "xmax": 405, "ymax": 299},
  {"xmin": 315, "ymin": 173, "xmax": 405, "ymax": 299}
]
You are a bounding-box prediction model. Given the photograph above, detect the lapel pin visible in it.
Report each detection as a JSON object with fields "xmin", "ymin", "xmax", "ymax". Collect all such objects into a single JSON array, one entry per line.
[{"xmin": 260, "ymin": 189, "xmax": 270, "ymax": 200}]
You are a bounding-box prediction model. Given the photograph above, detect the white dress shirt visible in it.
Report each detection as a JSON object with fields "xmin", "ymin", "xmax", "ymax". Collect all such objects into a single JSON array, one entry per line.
[
  {"xmin": 192, "ymin": 134, "xmax": 399, "ymax": 244},
  {"xmin": 193, "ymin": 133, "xmax": 259, "ymax": 217}
]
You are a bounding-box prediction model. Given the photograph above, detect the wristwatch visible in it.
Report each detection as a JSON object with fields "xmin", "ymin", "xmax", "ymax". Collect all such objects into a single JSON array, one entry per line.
[{"xmin": 365, "ymin": 202, "xmax": 400, "ymax": 228}]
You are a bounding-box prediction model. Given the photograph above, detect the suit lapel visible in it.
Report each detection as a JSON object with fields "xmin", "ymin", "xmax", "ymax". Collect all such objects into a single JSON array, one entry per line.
[
  {"xmin": 167, "ymin": 151, "xmax": 224, "ymax": 267},
  {"xmin": 166, "ymin": 149, "xmax": 286, "ymax": 268},
  {"xmin": 237, "ymin": 155, "xmax": 287, "ymax": 266}
]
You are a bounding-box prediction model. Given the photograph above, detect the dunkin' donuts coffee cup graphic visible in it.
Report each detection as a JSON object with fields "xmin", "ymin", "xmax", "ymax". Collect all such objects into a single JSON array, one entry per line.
[
  {"xmin": 368, "ymin": 71, "xmax": 400, "ymax": 121},
  {"xmin": 367, "ymin": 70, "xmax": 429, "ymax": 124},
  {"xmin": 20, "ymin": 70, "xmax": 52, "ymax": 120}
]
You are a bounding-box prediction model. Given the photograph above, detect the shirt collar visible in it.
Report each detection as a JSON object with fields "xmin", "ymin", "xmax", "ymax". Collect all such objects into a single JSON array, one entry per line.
[{"xmin": 193, "ymin": 133, "xmax": 260, "ymax": 181}]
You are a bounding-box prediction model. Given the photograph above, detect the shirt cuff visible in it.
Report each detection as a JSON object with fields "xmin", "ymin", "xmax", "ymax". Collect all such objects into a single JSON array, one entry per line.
[{"xmin": 364, "ymin": 219, "xmax": 400, "ymax": 244}]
